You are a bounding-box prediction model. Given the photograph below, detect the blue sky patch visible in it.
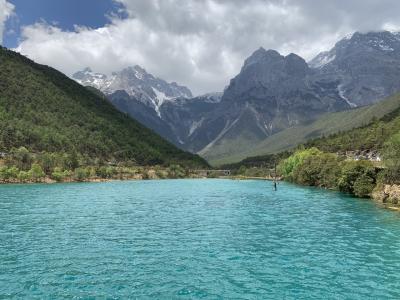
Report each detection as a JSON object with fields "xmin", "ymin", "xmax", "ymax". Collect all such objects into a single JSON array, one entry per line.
[{"xmin": 3, "ymin": 0, "xmax": 125, "ymax": 48}]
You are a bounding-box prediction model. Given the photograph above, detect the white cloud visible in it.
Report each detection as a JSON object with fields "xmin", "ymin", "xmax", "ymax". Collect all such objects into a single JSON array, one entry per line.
[
  {"xmin": 0, "ymin": 0, "xmax": 14, "ymax": 44},
  {"xmin": 15, "ymin": 0, "xmax": 400, "ymax": 95}
]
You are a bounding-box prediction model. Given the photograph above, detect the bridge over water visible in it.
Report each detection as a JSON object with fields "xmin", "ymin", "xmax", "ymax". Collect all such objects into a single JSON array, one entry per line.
[{"xmin": 191, "ymin": 170, "xmax": 231, "ymax": 177}]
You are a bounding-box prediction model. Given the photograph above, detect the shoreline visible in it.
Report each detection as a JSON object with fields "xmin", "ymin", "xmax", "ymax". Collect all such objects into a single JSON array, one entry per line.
[
  {"xmin": 229, "ymin": 175, "xmax": 282, "ymax": 181},
  {"xmin": 0, "ymin": 175, "xmax": 206, "ymax": 185},
  {"xmin": 0, "ymin": 174, "xmax": 284, "ymax": 185},
  {"xmin": 280, "ymin": 178, "xmax": 400, "ymax": 211},
  {"xmin": 3, "ymin": 175, "xmax": 400, "ymax": 211},
  {"xmin": 230, "ymin": 173, "xmax": 400, "ymax": 211}
]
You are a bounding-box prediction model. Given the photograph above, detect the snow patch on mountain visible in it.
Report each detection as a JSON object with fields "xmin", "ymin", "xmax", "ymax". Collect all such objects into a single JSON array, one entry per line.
[
  {"xmin": 151, "ymin": 87, "xmax": 175, "ymax": 116},
  {"xmin": 379, "ymin": 44, "xmax": 394, "ymax": 51},
  {"xmin": 338, "ymin": 84, "xmax": 357, "ymax": 108},
  {"xmin": 199, "ymin": 92, "xmax": 223, "ymax": 103},
  {"xmin": 343, "ymin": 32, "xmax": 354, "ymax": 40},
  {"xmin": 189, "ymin": 118, "xmax": 205, "ymax": 136},
  {"xmin": 367, "ymin": 38, "xmax": 395, "ymax": 51},
  {"xmin": 152, "ymin": 87, "xmax": 173, "ymax": 104},
  {"xmin": 309, "ymin": 51, "xmax": 336, "ymax": 68}
]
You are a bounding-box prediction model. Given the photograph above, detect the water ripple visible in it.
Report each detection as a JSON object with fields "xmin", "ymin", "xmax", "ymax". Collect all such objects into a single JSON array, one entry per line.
[{"xmin": 1, "ymin": 180, "xmax": 400, "ymax": 299}]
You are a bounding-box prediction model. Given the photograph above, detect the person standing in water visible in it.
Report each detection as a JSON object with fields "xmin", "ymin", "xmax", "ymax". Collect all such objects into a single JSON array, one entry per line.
[{"xmin": 273, "ymin": 162, "xmax": 277, "ymax": 191}]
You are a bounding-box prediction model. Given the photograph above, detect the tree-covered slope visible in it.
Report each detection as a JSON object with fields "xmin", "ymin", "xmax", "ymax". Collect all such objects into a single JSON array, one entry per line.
[
  {"xmin": 0, "ymin": 47, "xmax": 207, "ymax": 168},
  {"xmin": 304, "ymin": 101, "xmax": 400, "ymax": 154},
  {"xmin": 230, "ymin": 92, "xmax": 400, "ymax": 170},
  {"xmin": 270, "ymin": 105, "xmax": 400, "ymax": 199},
  {"xmin": 209, "ymin": 93, "xmax": 400, "ymax": 166},
  {"xmin": 228, "ymin": 94, "xmax": 400, "ymax": 201}
]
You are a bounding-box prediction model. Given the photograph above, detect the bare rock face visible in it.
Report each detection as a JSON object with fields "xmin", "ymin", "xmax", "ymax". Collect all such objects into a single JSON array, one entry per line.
[
  {"xmin": 182, "ymin": 48, "xmax": 349, "ymax": 153},
  {"xmin": 310, "ymin": 31, "xmax": 400, "ymax": 106},
  {"xmin": 192, "ymin": 31, "xmax": 400, "ymax": 156},
  {"xmin": 372, "ymin": 184, "xmax": 400, "ymax": 205}
]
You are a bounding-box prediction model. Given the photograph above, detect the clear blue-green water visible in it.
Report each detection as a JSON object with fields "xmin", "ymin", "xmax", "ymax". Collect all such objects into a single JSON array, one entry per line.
[{"xmin": 1, "ymin": 179, "xmax": 400, "ymax": 299}]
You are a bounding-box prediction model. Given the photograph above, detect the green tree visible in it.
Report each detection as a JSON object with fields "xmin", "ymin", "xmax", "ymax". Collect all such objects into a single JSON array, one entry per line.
[
  {"xmin": 0, "ymin": 166, "xmax": 19, "ymax": 180},
  {"xmin": 74, "ymin": 167, "xmax": 89, "ymax": 181},
  {"xmin": 38, "ymin": 152, "xmax": 55, "ymax": 174},
  {"xmin": 17, "ymin": 171, "xmax": 30, "ymax": 182},
  {"xmin": 278, "ymin": 148, "xmax": 322, "ymax": 180},
  {"xmin": 292, "ymin": 152, "xmax": 341, "ymax": 188},
  {"xmin": 28, "ymin": 164, "xmax": 45, "ymax": 182},
  {"xmin": 338, "ymin": 161, "xmax": 376, "ymax": 195},
  {"xmin": 168, "ymin": 164, "xmax": 186, "ymax": 178},
  {"xmin": 9, "ymin": 147, "xmax": 32, "ymax": 170},
  {"xmin": 97, "ymin": 166, "xmax": 114, "ymax": 178},
  {"xmin": 51, "ymin": 167, "xmax": 66, "ymax": 182},
  {"xmin": 383, "ymin": 133, "xmax": 400, "ymax": 183},
  {"xmin": 353, "ymin": 174, "xmax": 375, "ymax": 198}
]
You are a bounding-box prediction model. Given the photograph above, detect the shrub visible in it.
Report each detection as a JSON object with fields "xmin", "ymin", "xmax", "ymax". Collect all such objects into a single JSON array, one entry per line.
[
  {"xmin": 338, "ymin": 160, "xmax": 376, "ymax": 195},
  {"xmin": 383, "ymin": 133, "xmax": 400, "ymax": 183},
  {"xmin": 17, "ymin": 170, "xmax": 30, "ymax": 182},
  {"xmin": 0, "ymin": 166, "xmax": 19, "ymax": 180},
  {"xmin": 278, "ymin": 148, "xmax": 322, "ymax": 180},
  {"xmin": 168, "ymin": 164, "xmax": 186, "ymax": 178},
  {"xmin": 51, "ymin": 167, "xmax": 66, "ymax": 182},
  {"xmin": 74, "ymin": 167, "xmax": 89, "ymax": 181},
  {"xmin": 97, "ymin": 166, "xmax": 115, "ymax": 178},
  {"xmin": 155, "ymin": 168, "xmax": 168, "ymax": 179},
  {"xmin": 353, "ymin": 174, "xmax": 375, "ymax": 198},
  {"xmin": 278, "ymin": 148, "xmax": 380, "ymax": 197},
  {"xmin": 292, "ymin": 152, "xmax": 341, "ymax": 188},
  {"xmin": 28, "ymin": 164, "xmax": 45, "ymax": 182},
  {"xmin": 37, "ymin": 152, "xmax": 56, "ymax": 174},
  {"xmin": 9, "ymin": 147, "xmax": 32, "ymax": 171}
]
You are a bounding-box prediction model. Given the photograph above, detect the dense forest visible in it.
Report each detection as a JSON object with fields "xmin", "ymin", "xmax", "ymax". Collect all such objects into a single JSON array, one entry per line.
[
  {"xmin": 0, "ymin": 47, "xmax": 208, "ymax": 182},
  {"xmin": 304, "ymin": 105, "xmax": 400, "ymax": 153}
]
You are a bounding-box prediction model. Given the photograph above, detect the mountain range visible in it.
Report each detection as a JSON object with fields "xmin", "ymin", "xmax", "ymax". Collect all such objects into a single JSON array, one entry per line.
[{"xmin": 73, "ymin": 31, "xmax": 400, "ymax": 165}]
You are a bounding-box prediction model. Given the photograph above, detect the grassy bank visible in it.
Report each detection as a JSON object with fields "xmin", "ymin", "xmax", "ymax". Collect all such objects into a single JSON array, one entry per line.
[
  {"xmin": 0, "ymin": 147, "xmax": 201, "ymax": 184},
  {"xmin": 0, "ymin": 164, "xmax": 203, "ymax": 184}
]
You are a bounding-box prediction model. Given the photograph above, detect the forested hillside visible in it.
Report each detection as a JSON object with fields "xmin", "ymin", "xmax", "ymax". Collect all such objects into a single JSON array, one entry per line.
[
  {"xmin": 230, "ymin": 93, "xmax": 400, "ymax": 200},
  {"xmin": 304, "ymin": 103, "xmax": 400, "ymax": 154},
  {"xmin": 0, "ymin": 47, "xmax": 207, "ymax": 182}
]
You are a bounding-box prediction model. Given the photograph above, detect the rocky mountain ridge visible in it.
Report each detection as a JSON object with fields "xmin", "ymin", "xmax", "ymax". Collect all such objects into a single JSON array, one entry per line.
[
  {"xmin": 309, "ymin": 31, "xmax": 400, "ymax": 106},
  {"xmin": 73, "ymin": 66, "xmax": 192, "ymax": 115},
  {"xmin": 73, "ymin": 31, "xmax": 400, "ymax": 164}
]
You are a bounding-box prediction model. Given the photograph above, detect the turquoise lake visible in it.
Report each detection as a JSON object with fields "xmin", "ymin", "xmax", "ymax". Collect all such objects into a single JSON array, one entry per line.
[{"xmin": 1, "ymin": 179, "xmax": 400, "ymax": 299}]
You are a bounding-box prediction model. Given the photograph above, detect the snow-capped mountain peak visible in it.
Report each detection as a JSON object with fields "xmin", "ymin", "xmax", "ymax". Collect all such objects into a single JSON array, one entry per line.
[
  {"xmin": 72, "ymin": 66, "xmax": 193, "ymax": 114},
  {"xmin": 72, "ymin": 67, "xmax": 110, "ymax": 90},
  {"xmin": 309, "ymin": 31, "xmax": 400, "ymax": 70}
]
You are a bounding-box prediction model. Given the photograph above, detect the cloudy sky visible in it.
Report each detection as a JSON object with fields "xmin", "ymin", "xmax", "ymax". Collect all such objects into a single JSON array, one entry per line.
[{"xmin": 1, "ymin": 0, "xmax": 400, "ymax": 95}]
